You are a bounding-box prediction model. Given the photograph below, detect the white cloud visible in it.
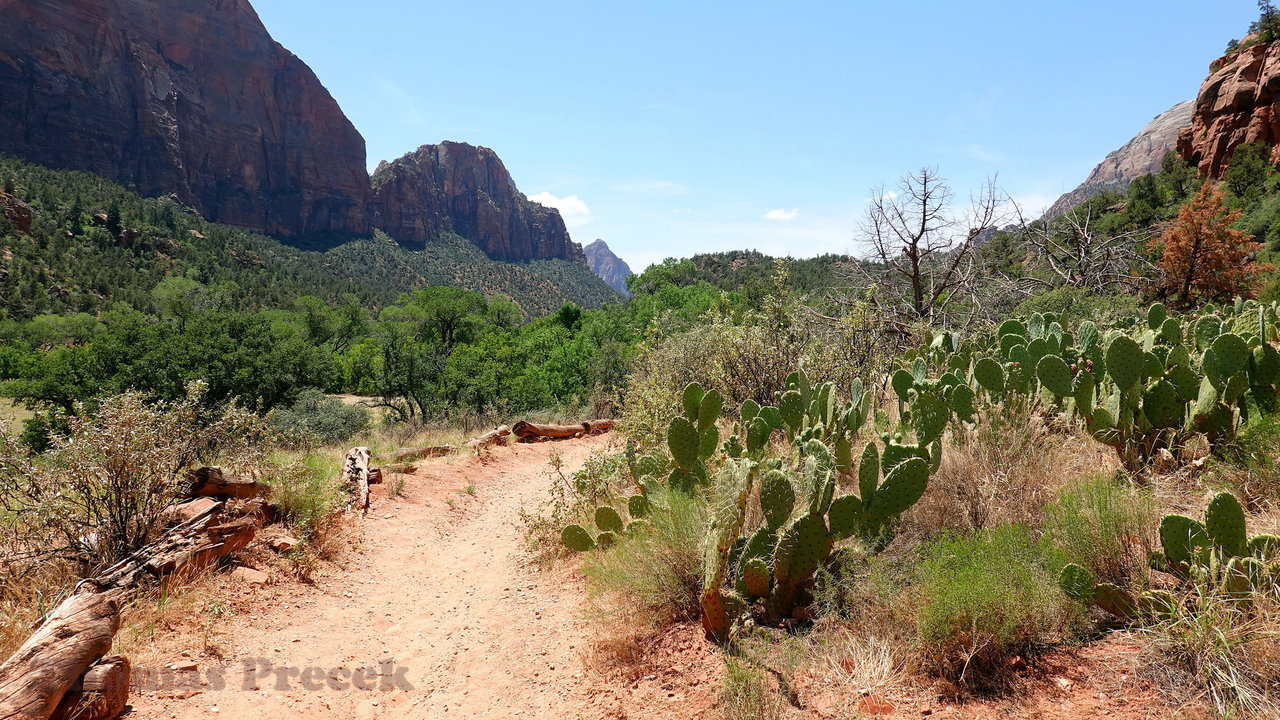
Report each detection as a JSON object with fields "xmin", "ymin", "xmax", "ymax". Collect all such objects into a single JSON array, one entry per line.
[
  {"xmin": 527, "ymin": 192, "xmax": 592, "ymax": 228},
  {"xmin": 764, "ymin": 208, "xmax": 799, "ymax": 222}
]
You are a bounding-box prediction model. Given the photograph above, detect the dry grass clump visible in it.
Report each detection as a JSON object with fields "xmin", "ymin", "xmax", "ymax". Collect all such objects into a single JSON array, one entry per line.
[
  {"xmin": 906, "ymin": 399, "xmax": 1115, "ymax": 541},
  {"xmin": 1142, "ymin": 580, "xmax": 1280, "ymax": 719}
]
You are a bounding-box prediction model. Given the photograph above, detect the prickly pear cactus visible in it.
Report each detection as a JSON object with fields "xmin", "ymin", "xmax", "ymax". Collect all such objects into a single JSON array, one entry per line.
[
  {"xmin": 562, "ymin": 524, "xmax": 595, "ymax": 552},
  {"xmin": 1105, "ymin": 335, "xmax": 1144, "ymax": 390},
  {"xmin": 595, "ymin": 506, "xmax": 624, "ymax": 534},
  {"xmin": 1205, "ymin": 491, "xmax": 1248, "ymax": 558},
  {"xmin": 1036, "ymin": 355, "xmax": 1074, "ymax": 397}
]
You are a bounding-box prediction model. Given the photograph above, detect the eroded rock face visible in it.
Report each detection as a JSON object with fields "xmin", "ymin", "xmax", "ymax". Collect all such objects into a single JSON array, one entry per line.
[
  {"xmin": 0, "ymin": 0, "xmax": 370, "ymax": 238},
  {"xmin": 583, "ymin": 239, "xmax": 631, "ymax": 297},
  {"xmin": 370, "ymin": 142, "xmax": 584, "ymax": 262},
  {"xmin": 1178, "ymin": 40, "xmax": 1280, "ymax": 177},
  {"xmin": 1047, "ymin": 100, "xmax": 1193, "ymax": 217}
]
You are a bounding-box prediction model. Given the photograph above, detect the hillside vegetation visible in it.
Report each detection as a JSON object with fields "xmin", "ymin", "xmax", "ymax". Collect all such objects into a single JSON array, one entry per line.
[{"xmin": 0, "ymin": 155, "xmax": 616, "ymax": 320}]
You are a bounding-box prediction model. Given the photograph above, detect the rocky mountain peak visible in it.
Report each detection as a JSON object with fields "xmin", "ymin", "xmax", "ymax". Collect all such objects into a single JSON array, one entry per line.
[
  {"xmin": 583, "ymin": 240, "xmax": 632, "ymax": 297},
  {"xmin": 1046, "ymin": 100, "xmax": 1193, "ymax": 217},
  {"xmin": 0, "ymin": 0, "xmax": 370, "ymax": 238},
  {"xmin": 370, "ymin": 142, "xmax": 584, "ymax": 263},
  {"xmin": 1178, "ymin": 39, "xmax": 1280, "ymax": 177}
]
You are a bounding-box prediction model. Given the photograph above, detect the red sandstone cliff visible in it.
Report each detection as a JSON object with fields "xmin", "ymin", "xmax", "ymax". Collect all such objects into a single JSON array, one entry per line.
[
  {"xmin": 1178, "ymin": 39, "xmax": 1280, "ymax": 177},
  {"xmin": 0, "ymin": 0, "xmax": 370, "ymax": 238},
  {"xmin": 371, "ymin": 142, "xmax": 584, "ymax": 263}
]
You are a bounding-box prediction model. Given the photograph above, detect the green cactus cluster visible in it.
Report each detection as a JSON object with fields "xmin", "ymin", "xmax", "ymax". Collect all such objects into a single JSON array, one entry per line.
[
  {"xmin": 901, "ymin": 301, "xmax": 1280, "ymax": 472},
  {"xmin": 560, "ymin": 494, "xmax": 651, "ymax": 552},
  {"xmin": 1059, "ymin": 489, "xmax": 1280, "ymax": 621}
]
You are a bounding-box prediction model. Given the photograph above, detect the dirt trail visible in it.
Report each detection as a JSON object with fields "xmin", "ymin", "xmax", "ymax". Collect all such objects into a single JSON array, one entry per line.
[{"xmin": 128, "ymin": 435, "xmax": 718, "ymax": 719}]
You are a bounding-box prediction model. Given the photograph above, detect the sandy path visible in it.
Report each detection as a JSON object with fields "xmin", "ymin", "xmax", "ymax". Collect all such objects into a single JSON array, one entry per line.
[{"xmin": 129, "ymin": 436, "xmax": 618, "ymax": 719}]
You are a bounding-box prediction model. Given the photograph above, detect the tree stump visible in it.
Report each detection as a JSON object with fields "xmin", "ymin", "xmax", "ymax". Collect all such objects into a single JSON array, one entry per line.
[{"xmin": 343, "ymin": 447, "xmax": 371, "ymax": 515}]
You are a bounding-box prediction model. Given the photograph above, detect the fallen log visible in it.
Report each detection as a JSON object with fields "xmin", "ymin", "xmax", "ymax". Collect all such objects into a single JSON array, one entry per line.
[
  {"xmin": 583, "ymin": 419, "xmax": 617, "ymax": 435},
  {"xmin": 343, "ymin": 447, "xmax": 371, "ymax": 515},
  {"xmin": 382, "ymin": 445, "xmax": 455, "ymax": 464},
  {"xmin": 466, "ymin": 425, "xmax": 511, "ymax": 449},
  {"xmin": 0, "ymin": 589, "xmax": 119, "ymax": 720},
  {"xmin": 0, "ymin": 499, "xmax": 267, "ymax": 720},
  {"xmin": 183, "ymin": 466, "xmax": 267, "ymax": 500},
  {"xmin": 511, "ymin": 421, "xmax": 584, "ymax": 440},
  {"xmin": 49, "ymin": 656, "xmax": 129, "ymax": 720}
]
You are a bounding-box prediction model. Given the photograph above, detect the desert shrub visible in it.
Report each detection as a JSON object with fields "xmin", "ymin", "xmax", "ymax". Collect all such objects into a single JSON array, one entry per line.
[
  {"xmin": 907, "ymin": 397, "xmax": 1067, "ymax": 538},
  {"xmin": 0, "ymin": 383, "xmax": 267, "ymax": 571},
  {"xmin": 622, "ymin": 307, "xmax": 893, "ymax": 447},
  {"xmin": 1014, "ymin": 286, "xmax": 1142, "ymax": 328},
  {"xmin": 1042, "ymin": 474, "xmax": 1156, "ymax": 587},
  {"xmin": 581, "ymin": 488, "xmax": 707, "ymax": 627},
  {"xmin": 264, "ymin": 451, "xmax": 346, "ymax": 539},
  {"xmin": 911, "ymin": 524, "xmax": 1079, "ymax": 685},
  {"xmin": 268, "ymin": 389, "xmax": 369, "ymax": 447}
]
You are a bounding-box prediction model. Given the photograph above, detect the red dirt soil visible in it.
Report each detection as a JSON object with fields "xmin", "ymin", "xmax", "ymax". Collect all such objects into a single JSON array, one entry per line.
[{"xmin": 125, "ymin": 436, "xmax": 721, "ymax": 719}]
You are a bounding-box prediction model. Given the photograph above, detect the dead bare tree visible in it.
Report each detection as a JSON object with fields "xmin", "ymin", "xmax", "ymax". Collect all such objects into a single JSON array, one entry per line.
[
  {"xmin": 1012, "ymin": 202, "xmax": 1155, "ymax": 295},
  {"xmin": 850, "ymin": 168, "xmax": 1007, "ymax": 326}
]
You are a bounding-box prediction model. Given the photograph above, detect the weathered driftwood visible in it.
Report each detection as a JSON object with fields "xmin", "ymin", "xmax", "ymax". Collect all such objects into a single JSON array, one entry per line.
[
  {"xmin": 511, "ymin": 421, "xmax": 583, "ymax": 440},
  {"xmin": 95, "ymin": 499, "xmax": 267, "ymax": 592},
  {"xmin": 0, "ymin": 499, "xmax": 267, "ymax": 720},
  {"xmin": 467, "ymin": 425, "xmax": 511, "ymax": 449},
  {"xmin": 512, "ymin": 419, "xmax": 617, "ymax": 442},
  {"xmin": 0, "ymin": 589, "xmax": 119, "ymax": 720},
  {"xmin": 49, "ymin": 656, "xmax": 129, "ymax": 720},
  {"xmin": 367, "ymin": 467, "xmax": 383, "ymax": 485},
  {"xmin": 343, "ymin": 447, "xmax": 371, "ymax": 515},
  {"xmin": 183, "ymin": 466, "xmax": 267, "ymax": 500},
  {"xmin": 583, "ymin": 419, "xmax": 617, "ymax": 435},
  {"xmin": 383, "ymin": 445, "xmax": 455, "ymax": 464}
]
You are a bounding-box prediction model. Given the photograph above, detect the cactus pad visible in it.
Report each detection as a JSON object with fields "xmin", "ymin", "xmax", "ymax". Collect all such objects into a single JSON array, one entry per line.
[
  {"xmin": 1036, "ymin": 355, "xmax": 1075, "ymax": 397},
  {"xmin": 1093, "ymin": 583, "xmax": 1138, "ymax": 619},
  {"xmin": 668, "ymin": 416, "xmax": 701, "ymax": 469},
  {"xmin": 1077, "ymin": 321, "xmax": 1099, "ymax": 352},
  {"xmin": 1147, "ymin": 303, "xmax": 1168, "ymax": 331},
  {"xmin": 1159, "ymin": 514, "xmax": 1209, "ymax": 567},
  {"xmin": 974, "ymin": 357, "xmax": 1005, "ymax": 393},
  {"xmin": 779, "ymin": 390, "xmax": 805, "ymax": 433},
  {"xmin": 562, "ymin": 524, "xmax": 595, "ymax": 552},
  {"xmin": 760, "ymin": 470, "xmax": 795, "ymax": 531},
  {"xmin": 1142, "ymin": 380, "xmax": 1183, "ymax": 429},
  {"xmin": 1205, "ymin": 491, "xmax": 1248, "ymax": 557},
  {"xmin": 858, "ymin": 443, "xmax": 880, "ymax": 500},
  {"xmin": 1105, "ymin": 335, "xmax": 1144, "ymax": 390},
  {"xmin": 628, "ymin": 494, "xmax": 651, "ymax": 519},
  {"xmin": 698, "ymin": 389, "xmax": 723, "ymax": 433},
  {"xmin": 682, "ymin": 383, "xmax": 705, "ymax": 420},
  {"xmin": 742, "ymin": 557, "xmax": 771, "ymax": 597},
  {"xmin": 948, "ymin": 383, "xmax": 977, "ymax": 423},
  {"xmin": 596, "ymin": 506, "xmax": 624, "ymax": 533},
  {"xmin": 1211, "ymin": 333, "xmax": 1249, "ymax": 378},
  {"xmin": 867, "ymin": 457, "xmax": 928, "ymax": 518},
  {"xmin": 772, "ymin": 513, "xmax": 830, "ymax": 584},
  {"xmin": 1059, "ymin": 563, "xmax": 1097, "ymax": 604},
  {"xmin": 828, "ymin": 494, "xmax": 863, "ymax": 540}
]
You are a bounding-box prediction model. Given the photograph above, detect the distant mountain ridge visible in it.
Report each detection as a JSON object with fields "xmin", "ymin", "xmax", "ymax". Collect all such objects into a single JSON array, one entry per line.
[
  {"xmin": 0, "ymin": 0, "xmax": 586, "ymax": 269},
  {"xmin": 583, "ymin": 240, "xmax": 632, "ymax": 296},
  {"xmin": 1046, "ymin": 100, "xmax": 1193, "ymax": 217}
]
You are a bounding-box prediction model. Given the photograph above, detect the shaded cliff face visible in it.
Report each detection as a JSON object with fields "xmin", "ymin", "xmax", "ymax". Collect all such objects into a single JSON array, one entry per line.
[
  {"xmin": 1178, "ymin": 40, "xmax": 1280, "ymax": 177},
  {"xmin": 370, "ymin": 142, "xmax": 584, "ymax": 263},
  {"xmin": 0, "ymin": 0, "xmax": 369, "ymax": 237},
  {"xmin": 1047, "ymin": 100, "xmax": 1193, "ymax": 217},
  {"xmin": 583, "ymin": 239, "xmax": 632, "ymax": 297}
]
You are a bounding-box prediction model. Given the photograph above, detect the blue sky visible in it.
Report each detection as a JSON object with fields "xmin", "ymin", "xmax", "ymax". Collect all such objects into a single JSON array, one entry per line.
[{"xmin": 252, "ymin": 0, "xmax": 1256, "ymax": 272}]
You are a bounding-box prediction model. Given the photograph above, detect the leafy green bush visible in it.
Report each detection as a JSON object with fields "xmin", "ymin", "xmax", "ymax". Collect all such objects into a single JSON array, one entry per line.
[
  {"xmin": 1042, "ymin": 475, "xmax": 1156, "ymax": 587},
  {"xmin": 912, "ymin": 524, "xmax": 1078, "ymax": 684},
  {"xmin": 264, "ymin": 451, "xmax": 346, "ymax": 539},
  {"xmin": 581, "ymin": 488, "xmax": 707, "ymax": 627},
  {"xmin": 268, "ymin": 389, "xmax": 369, "ymax": 447}
]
